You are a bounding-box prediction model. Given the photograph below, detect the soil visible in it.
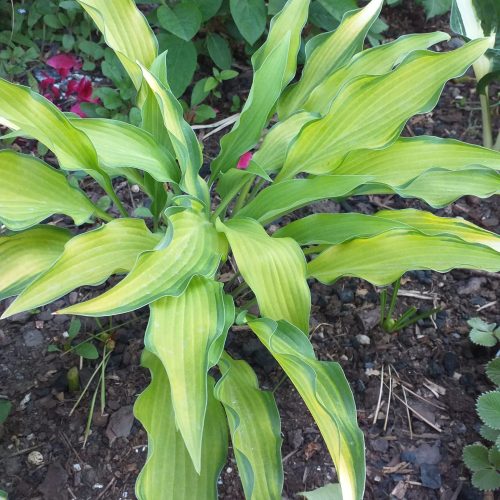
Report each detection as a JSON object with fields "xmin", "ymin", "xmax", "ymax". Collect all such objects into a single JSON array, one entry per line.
[{"xmin": 1, "ymin": 2, "xmax": 499, "ymax": 499}]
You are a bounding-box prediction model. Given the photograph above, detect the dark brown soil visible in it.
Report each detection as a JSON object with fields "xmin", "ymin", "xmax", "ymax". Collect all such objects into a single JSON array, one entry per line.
[{"xmin": 1, "ymin": 2, "xmax": 499, "ymax": 499}]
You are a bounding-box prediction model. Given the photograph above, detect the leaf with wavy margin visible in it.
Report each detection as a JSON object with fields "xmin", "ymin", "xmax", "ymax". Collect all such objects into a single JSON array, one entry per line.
[
  {"xmin": 249, "ymin": 318, "xmax": 365, "ymax": 500},
  {"xmin": 134, "ymin": 351, "xmax": 228, "ymax": 500},
  {"xmin": 215, "ymin": 352, "xmax": 283, "ymax": 500}
]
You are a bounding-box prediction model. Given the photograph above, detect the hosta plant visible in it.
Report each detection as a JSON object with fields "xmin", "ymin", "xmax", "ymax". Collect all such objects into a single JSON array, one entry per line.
[{"xmin": 1, "ymin": 0, "xmax": 500, "ymax": 498}]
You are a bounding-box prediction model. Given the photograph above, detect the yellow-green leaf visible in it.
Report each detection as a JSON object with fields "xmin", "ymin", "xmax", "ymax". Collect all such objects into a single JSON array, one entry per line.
[
  {"xmin": 303, "ymin": 32, "xmax": 450, "ymax": 114},
  {"xmin": 277, "ymin": 39, "xmax": 491, "ymax": 180},
  {"xmin": 71, "ymin": 118, "xmax": 180, "ymax": 183},
  {"xmin": 216, "ymin": 218, "xmax": 310, "ymax": 332},
  {"xmin": 308, "ymin": 231, "xmax": 500, "ymax": 286},
  {"xmin": 140, "ymin": 65, "xmax": 209, "ymax": 204},
  {"xmin": 334, "ymin": 136, "xmax": 500, "ymax": 184},
  {"xmin": 210, "ymin": 0, "xmax": 310, "ymax": 177},
  {"xmin": 134, "ymin": 351, "xmax": 228, "ymax": 500},
  {"xmin": 215, "ymin": 352, "xmax": 283, "ymax": 500},
  {"xmin": 237, "ymin": 175, "xmax": 371, "ymax": 225},
  {"xmin": 2, "ymin": 219, "xmax": 160, "ymax": 319},
  {"xmin": 77, "ymin": 0, "xmax": 157, "ymax": 91},
  {"xmin": 0, "ymin": 226, "xmax": 71, "ymax": 301},
  {"xmin": 145, "ymin": 277, "xmax": 234, "ymax": 471},
  {"xmin": 0, "ymin": 150, "xmax": 97, "ymax": 230},
  {"xmin": 249, "ymin": 318, "xmax": 365, "ymax": 500},
  {"xmin": 278, "ymin": 0, "xmax": 384, "ymax": 118},
  {"xmin": 59, "ymin": 207, "xmax": 222, "ymax": 317},
  {"xmin": 276, "ymin": 209, "xmax": 500, "ymax": 252}
]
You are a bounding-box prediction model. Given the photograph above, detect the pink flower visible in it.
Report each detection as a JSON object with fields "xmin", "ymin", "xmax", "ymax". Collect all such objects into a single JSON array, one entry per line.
[
  {"xmin": 46, "ymin": 53, "xmax": 81, "ymax": 78},
  {"xmin": 39, "ymin": 75, "xmax": 55, "ymax": 92},
  {"xmin": 70, "ymin": 103, "xmax": 86, "ymax": 118},
  {"xmin": 237, "ymin": 151, "xmax": 253, "ymax": 170},
  {"xmin": 75, "ymin": 77, "xmax": 94, "ymax": 102}
]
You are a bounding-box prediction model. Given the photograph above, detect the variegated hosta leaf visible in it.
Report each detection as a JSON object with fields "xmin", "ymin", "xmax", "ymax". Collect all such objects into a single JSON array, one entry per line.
[
  {"xmin": 308, "ymin": 231, "xmax": 500, "ymax": 286},
  {"xmin": 276, "ymin": 208, "xmax": 500, "ymax": 252},
  {"xmin": 58, "ymin": 207, "xmax": 223, "ymax": 317},
  {"xmin": 134, "ymin": 351, "xmax": 228, "ymax": 500},
  {"xmin": 145, "ymin": 277, "xmax": 234, "ymax": 472},
  {"xmin": 77, "ymin": 0, "xmax": 157, "ymax": 91},
  {"xmin": 0, "ymin": 226, "xmax": 71, "ymax": 301},
  {"xmin": 303, "ymin": 31, "xmax": 450, "ymax": 114},
  {"xmin": 252, "ymin": 111, "xmax": 318, "ymax": 174},
  {"xmin": 300, "ymin": 484, "xmax": 343, "ymax": 500},
  {"xmin": 378, "ymin": 167, "xmax": 500, "ymax": 207},
  {"xmin": 0, "ymin": 79, "xmax": 104, "ymax": 178},
  {"xmin": 277, "ymin": 39, "xmax": 491, "ymax": 180},
  {"xmin": 140, "ymin": 65, "xmax": 209, "ymax": 205},
  {"xmin": 2, "ymin": 219, "xmax": 160, "ymax": 319},
  {"xmin": 70, "ymin": 118, "xmax": 180, "ymax": 183},
  {"xmin": 210, "ymin": 0, "xmax": 310, "ymax": 177},
  {"xmin": 334, "ymin": 136, "xmax": 500, "ymax": 184},
  {"xmin": 0, "ymin": 150, "xmax": 97, "ymax": 230},
  {"xmin": 237, "ymin": 175, "xmax": 371, "ymax": 225},
  {"xmin": 216, "ymin": 218, "xmax": 310, "ymax": 332},
  {"xmin": 215, "ymin": 352, "xmax": 283, "ymax": 500},
  {"xmin": 277, "ymin": 0, "xmax": 384, "ymax": 119},
  {"xmin": 249, "ymin": 318, "xmax": 365, "ymax": 500},
  {"xmin": 451, "ymin": 0, "xmax": 499, "ymax": 80}
]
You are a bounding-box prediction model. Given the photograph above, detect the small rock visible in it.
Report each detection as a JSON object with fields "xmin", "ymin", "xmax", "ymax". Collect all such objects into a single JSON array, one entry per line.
[
  {"xmin": 27, "ymin": 450, "xmax": 44, "ymax": 466},
  {"xmin": 337, "ymin": 288, "xmax": 354, "ymax": 303},
  {"xmin": 106, "ymin": 405, "xmax": 134, "ymax": 445},
  {"xmin": 371, "ymin": 438, "xmax": 389, "ymax": 453},
  {"xmin": 420, "ymin": 463, "xmax": 441, "ymax": 489},
  {"xmin": 38, "ymin": 462, "xmax": 68, "ymax": 500},
  {"xmin": 357, "ymin": 309, "xmax": 380, "ymax": 331},
  {"xmin": 288, "ymin": 429, "xmax": 304, "ymax": 449},
  {"xmin": 22, "ymin": 329, "xmax": 44, "ymax": 348},
  {"xmin": 403, "ymin": 442, "xmax": 441, "ymax": 465},
  {"xmin": 443, "ymin": 351, "xmax": 458, "ymax": 376},
  {"xmin": 355, "ymin": 334, "xmax": 371, "ymax": 346},
  {"xmin": 69, "ymin": 291, "xmax": 79, "ymax": 304},
  {"xmin": 457, "ymin": 277, "xmax": 486, "ymax": 296}
]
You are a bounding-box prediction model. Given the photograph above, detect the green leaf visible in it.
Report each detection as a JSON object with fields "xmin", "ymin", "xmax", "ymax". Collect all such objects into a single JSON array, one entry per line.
[
  {"xmin": 278, "ymin": 0, "xmax": 384, "ymax": 118},
  {"xmin": 145, "ymin": 277, "xmax": 233, "ymax": 471},
  {"xmin": 252, "ymin": 111, "xmax": 317, "ymax": 173},
  {"xmin": 489, "ymin": 447, "xmax": 500, "ymax": 468},
  {"xmin": 303, "ymin": 31, "xmax": 450, "ymax": 115},
  {"xmin": 58, "ymin": 207, "xmax": 223, "ymax": 317},
  {"xmin": 70, "ymin": 118, "xmax": 180, "ymax": 183},
  {"xmin": 2, "ymin": 219, "xmax": 160, "ymax": 319},
  {"xmin": 210, "ymin": 0, "xmax": 310, "ymax": 177},
  {"xmin": 0, "ymin": 151, "xmax": 97, "ymax": 231},
  {"xmin": 421, "ymin": 0, "xmax": 452, "ymax": 19},
  {"xmin": 249, "ymin": 318, "xmax": 365, "ymax": 500},
  {"xmin": 478, "ymin": 391, "xmax": 500, "ymax": 430},
  {"xmin": 140, "ymin": 64, "xmax": 208, "ymax": 204},
  {"xmin": 230, "ymin": 0, "xmax": 267, "ymax": 45},
  {"xmin": 487, "ymin": 359, "xmax": 500, "ymax": 386},
  {"xmin": 277, "ymin": 39, "xmax": 492, "ymax": 180},
  {"xmin": 207, "ymin": 33, "xmax": 233, "ymax": 69},
  {"xmin": 76, "ymin": 0, "xmax": 158, "ymax": 90},
  {"xmin": 194, "ymin": 104, "xmax": 217, "ymax": 124},
  {"xmin": 470, "ymin": 329, "xmax": 498, "ymax": 347},
  {"xmin": 157, "ymin": 3, "xmax": 202, "ymax": 41},
  {"xmin": 156, "ymin": 34, "xmax": 198, "ymax": 98},
  {"xmin": 215, "ymin": 352, "xmax": 283, "ymax": 500},
  {"xmin": 308, "ymin": 231, "xmax": 500, "ymax": 286},
  {"xmin": 463, "ymin": 444, "xmax": 491, "ymax": 472},
  {"xmin": 191, "ymin": 79, "xmax": 210, "ymax": 107},
  {"xmin": 0, "ymin": 399, "xmax": 12, "ymax": 424},
  {"xmin": 68, "ymin": 319, "xmax": 82, "ymax": 339},
  {"xmin": 480, "ymin": 425, "xmax": 500, "ymax": 442},
  {"xmin": 468, "ymin": 318, "xmax": 496, "ymax": 331},
  {"xmin": 197, "ymin": 0, "xmax": 223, "ymax": 20},
  {"xmin": 472, "ymin": 469, "xmax": 500, "ymax": 491},
  {"xmin": 74, "ymin": 342, "xmax": 99, "ymax": 359},
  {"xmin": 134, "ymin": 351, "xmax": 228, "ymax": 500},
  {"xmin": 216, "ymin": 218, "xmax": 310, "ymax": 332},
  {"xmin": 336, "ymin": 136, "xmax": 500, "ymax": 185},
  {"xmin": 237, "ymin": 175, "xmax": 372, "ymax": 225},
  {"xmin": 0, "ymin": 226, "xmax": 70, "ymax": 301},
  {"xmin": 300, "ymin": 483, "xmax": 343, "ymax": 499}
]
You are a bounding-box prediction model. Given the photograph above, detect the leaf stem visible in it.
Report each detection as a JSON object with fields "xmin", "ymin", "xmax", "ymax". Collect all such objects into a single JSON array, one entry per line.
[{"xmin": 480, "ymin": 90, "xmax": 493, "ymax": 149}]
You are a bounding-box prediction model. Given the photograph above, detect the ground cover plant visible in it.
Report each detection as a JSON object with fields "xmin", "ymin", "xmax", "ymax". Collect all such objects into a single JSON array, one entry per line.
[{"xmin": 0, "ymin": 0, "xmax": 500, "ymax": 498}]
